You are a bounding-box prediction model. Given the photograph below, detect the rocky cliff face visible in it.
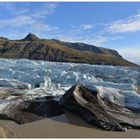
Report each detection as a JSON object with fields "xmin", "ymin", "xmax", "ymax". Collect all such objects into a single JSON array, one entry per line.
[{"xmin": 0, "ymin": 33, "xmax": 137, "ymax": 66}]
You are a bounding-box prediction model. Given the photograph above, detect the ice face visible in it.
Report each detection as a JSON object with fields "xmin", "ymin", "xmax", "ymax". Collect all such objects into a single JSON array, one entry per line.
[
  {"xmin": 0, "ymin": 58, "xmax": 139, "ymax": 90},
  {"xmin": 0, "ymin": 58, "xmax": 139, "ymax": 109}
]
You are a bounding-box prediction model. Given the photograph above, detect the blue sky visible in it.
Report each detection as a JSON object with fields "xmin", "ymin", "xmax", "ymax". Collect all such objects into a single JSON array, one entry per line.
[{"xmin": 0, "ymin": 2, "xmax": 140, "ymax": 64}]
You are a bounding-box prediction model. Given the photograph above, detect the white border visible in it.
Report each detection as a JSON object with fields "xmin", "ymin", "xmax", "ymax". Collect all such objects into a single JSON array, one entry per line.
[{"xmin": 0, "ymin": 0, "xmax": 140, "ymax": 2}]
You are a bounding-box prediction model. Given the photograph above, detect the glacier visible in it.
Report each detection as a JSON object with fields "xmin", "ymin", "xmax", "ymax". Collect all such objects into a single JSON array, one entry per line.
[{"xmin": 0, "ymin": 58, "xmax": 139, "ymax": 110}]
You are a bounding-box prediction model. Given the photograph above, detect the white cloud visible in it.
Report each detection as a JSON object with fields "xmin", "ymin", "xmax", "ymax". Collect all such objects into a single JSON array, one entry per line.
[
  {"xmin": 30, "ymin": 22, "xmax": 59, "ymax": 36},
  {"xmin": 118, "ymin": 48, "xmax": 140, "ymax": 64},
  {"xmin": 118, "ymin": 48, "xmax": 140, "ymax": 57},
  {"xmin": 79, "ymin": 24, "xmax": 94, "ymax": 31},
  {"xmin": 0, "ymin": 2, "xmax": 124, "ymax": 46},
  {"xmin": 32, "ymin": 3, "xmax": 58, "ymax": 19},
  {"xmin": 0, "ymin": 15, "xmax": 35, "ymax": 28},
  {"xmin": 0, "ymin": 3, "xmax": 30, "ymax": 15},
  {"xmin": 53, "ymin": 23, "xmax": 106, "ymax": 46},
  {"xmin": 106, "ymin": 13, "xmax": 140, "ymax": 33},
  {"xmin": 15, "ymin": 9, "xmax": 30, "ymax": 15},
  {"xmin": 71, "ymin": 24, "xmax": 94, "ymax": 34},
  {"xmin": 0, "ymin": 3, "xmax": 58, "ymax": 18},
  {"xmin": 128, "ymin": 58, "xmax": 140, "ymax": 65},
  {"xmin": 58, "ymin": 34, "xmax": 108, "ymax": 46},
  {"xmin": 0, "ymin": 3, "xmax": 15, "ymax": 10},
  {"xmin": 0, "ymin": 3, "xmax": 59, "ymax": 38}
]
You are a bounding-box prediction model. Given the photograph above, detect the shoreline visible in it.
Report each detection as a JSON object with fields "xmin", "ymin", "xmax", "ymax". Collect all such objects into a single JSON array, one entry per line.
[
  {"xmin": 0, "ymin": 85, "xmax": 139, "ymax": 138},
  {"xmin": 1, "ymin": 111, "xmax": 140, "ymax": 138}
]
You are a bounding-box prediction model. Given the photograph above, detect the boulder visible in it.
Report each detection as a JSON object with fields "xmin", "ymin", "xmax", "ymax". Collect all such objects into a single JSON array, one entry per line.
[
  {"xmin": 60, "ymin": 84, "xmax": 140, "ymax": 131},
  {"xmin": 0, "ymin": 94, "xmax": 64, "ymax": 124}
]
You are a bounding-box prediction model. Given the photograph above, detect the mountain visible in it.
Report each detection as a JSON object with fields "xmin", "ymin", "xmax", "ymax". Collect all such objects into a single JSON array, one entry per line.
[
  {"xmin": 0, "ymin": 33, "xmax": 137, "ymax": 67},
  {"xmin": 22, "ymin": 33, "xmax": 40, "ymax": 41},
  {"xmin": 53, "ymin": 39, "xmax": 122, "ymax": 58}
]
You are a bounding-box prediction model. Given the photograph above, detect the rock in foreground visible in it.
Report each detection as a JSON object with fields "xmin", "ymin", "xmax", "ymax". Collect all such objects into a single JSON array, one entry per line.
[
  {"xmin": 60, "ymin": 84, "xmax": 140, "ymax": 131},
  {"xmin": 0, "ymin": 94, "xmax": 64, "ymax": 124}
]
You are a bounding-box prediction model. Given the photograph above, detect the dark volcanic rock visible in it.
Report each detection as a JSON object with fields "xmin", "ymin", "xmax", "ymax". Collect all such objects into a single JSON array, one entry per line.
[
  {"xmin": 60, "ymin": 84, "xmax": 140, "ymax": 131},
  {"xmin": 0, "ymin": 95, "xmax": 64, "ymax": 124}
]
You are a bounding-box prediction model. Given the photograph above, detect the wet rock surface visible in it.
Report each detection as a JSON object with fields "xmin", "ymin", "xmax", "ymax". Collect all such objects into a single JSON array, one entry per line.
[{"xmin": 60, "ymin": 84, "xmax": 140, "ymax": 131}]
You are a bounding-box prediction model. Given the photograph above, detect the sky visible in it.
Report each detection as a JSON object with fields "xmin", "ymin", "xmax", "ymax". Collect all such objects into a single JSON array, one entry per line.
[{"xmin": 0, "ymin": 2, "xmax": 140, "ymax": 64}]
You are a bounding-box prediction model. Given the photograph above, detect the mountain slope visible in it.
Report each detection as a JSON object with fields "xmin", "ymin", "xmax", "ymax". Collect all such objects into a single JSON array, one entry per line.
[
  {"xmin": 53, "ymin": 39, "xmax": 122, "ymax": 58},
  {"xmin": 0, "ymin": 33, "xmax": 137, "ymax": 67}
]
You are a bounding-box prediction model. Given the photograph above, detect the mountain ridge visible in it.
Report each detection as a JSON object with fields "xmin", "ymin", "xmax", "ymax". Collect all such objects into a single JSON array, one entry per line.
[
  {"xmin": 0, "ymin": 33, "xmax": 137, "ymax": 67},
  {"xmin": 22, "ymin": 33, "xmax": 40, "ymax": 41}
]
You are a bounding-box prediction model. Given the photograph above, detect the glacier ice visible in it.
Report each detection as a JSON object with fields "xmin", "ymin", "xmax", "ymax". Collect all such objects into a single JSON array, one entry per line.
[{"xmin": 0, "ymin": 58, "xmax": 139, "ymax": 110}]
